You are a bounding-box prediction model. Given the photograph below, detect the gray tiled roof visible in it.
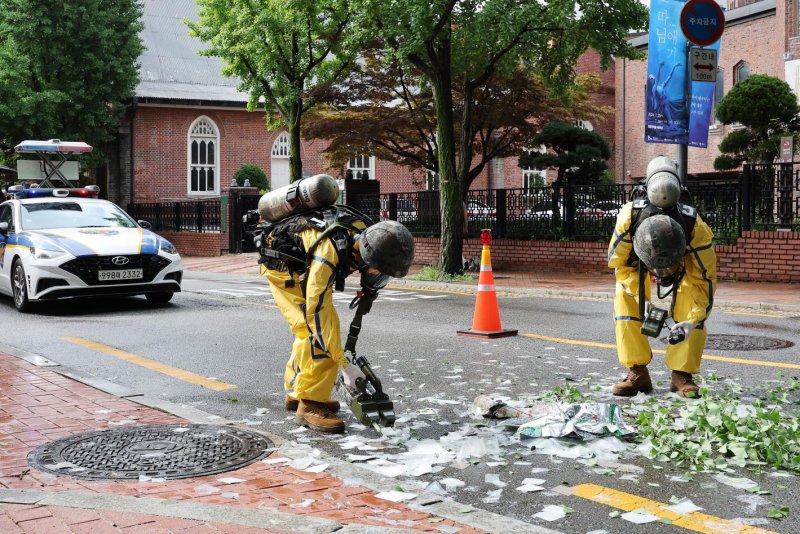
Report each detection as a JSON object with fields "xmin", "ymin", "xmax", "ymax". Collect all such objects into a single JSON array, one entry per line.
[{"xmin": 137, "ymin": 0, "xmax": 248, "ymax": 103}]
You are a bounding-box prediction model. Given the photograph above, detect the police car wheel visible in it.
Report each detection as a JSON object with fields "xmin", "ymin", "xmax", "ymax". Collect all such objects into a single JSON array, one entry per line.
[
  {"xmin": 11, "ymin": 260, "xmax": 31, "ymax": 313},
  {"xmin": 146, "ymin": 292, "xmax": 173, "ymax": 304}
]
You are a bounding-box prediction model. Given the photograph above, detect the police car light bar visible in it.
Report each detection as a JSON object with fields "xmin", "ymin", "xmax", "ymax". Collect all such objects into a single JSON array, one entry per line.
[
  {"xmin": 7, "ymin": 185, "xmax": 100, "ymax": 199},
  {"xmin": 14, "ymin": 139, "xmax": 93, "ymax": 154}
]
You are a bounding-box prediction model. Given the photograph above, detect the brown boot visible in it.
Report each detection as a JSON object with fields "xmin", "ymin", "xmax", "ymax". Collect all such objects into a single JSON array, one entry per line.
[
  {"xmin": 671, "ymin": 371, "xmax": 701, "ymax": 398},
  {"xmin": 611, "ymin": 365, "xmax": 653, "ymax": 397},
  {"xmin": 285, "ymin": 396, "xmax": 340, "ymax": 413},
  {"xmin": 295, "ymin": 400, "xmax": 345, "ymax": 434}
]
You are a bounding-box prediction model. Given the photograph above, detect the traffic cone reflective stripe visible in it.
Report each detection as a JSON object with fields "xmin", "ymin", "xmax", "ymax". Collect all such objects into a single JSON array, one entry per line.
[{"xmin": 458, "ymin": 230, "xmax": 517, "ymax": 339}]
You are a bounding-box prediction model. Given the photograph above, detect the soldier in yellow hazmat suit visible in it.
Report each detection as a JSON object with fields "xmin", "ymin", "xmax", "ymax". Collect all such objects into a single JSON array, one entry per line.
[
  {"xmin": 607, "ymin": 157, "xmax": 717, "ymax": 397},
  {"xmin": 262, "ymin": 217, "xmax": 414, "ymax": 433}
]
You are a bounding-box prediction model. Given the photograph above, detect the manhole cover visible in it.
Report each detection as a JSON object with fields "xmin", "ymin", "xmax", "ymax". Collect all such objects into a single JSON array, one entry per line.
[
  {"xmin": 705, "ymin": 334, "xmax": 794, "ymax": 351},
  {"xmin": 28, "ymin": 424, "xmax": 272, "ymax": 480}
]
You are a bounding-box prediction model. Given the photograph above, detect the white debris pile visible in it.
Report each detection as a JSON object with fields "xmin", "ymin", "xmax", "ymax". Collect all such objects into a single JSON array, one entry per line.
[{"xmin": 474, "ymin": 395, "xmax": 635, "ymax": 440}]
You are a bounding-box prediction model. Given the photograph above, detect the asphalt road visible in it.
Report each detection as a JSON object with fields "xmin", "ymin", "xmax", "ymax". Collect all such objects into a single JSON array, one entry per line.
[{"xmin": 4, "ymin": 270, "xmax": 799, "ymax": 533}]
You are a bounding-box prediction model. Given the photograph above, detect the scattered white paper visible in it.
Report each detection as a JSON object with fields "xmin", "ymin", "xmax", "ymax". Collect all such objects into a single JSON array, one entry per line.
[
  {"xmin": 664, "ymin": 498, "xmax": 703, "ymax": 515},
  {"xmin": 714, "ymin": 474, "xmax": 759, "ymax": 492},
  {"xmin": 484, "ymin": 474, "xmax": 507, "ymax": 488},
  {"xmin": 222, "ymin": 492, "xmax": 239, "ymax": 500},
  {"xmin": 194, "ymin": 484, "xmax": 219, "ymax": 495},
  {"xmin": 516, "ymin": 484, "xmax": 545, "ymax": 493},
  {"xmin": 534, "ymin": 504, "xmax": 567, "ymax": 522},
  {"xmin": 217, "ymin": 477, "xmax": 246, "ymax": 485},
  {"xmin": 305, "ymin": 463, "xmax": 329, "ymax": 473},
  {"xmin": 375, "ymin": 491, "xmax": 418, "ymax": 502},
  {"xmin": 621, "ymin": 510, "xmax": 659, "ymax": 524},
  {"xmin": 440, "ymin": 478, "xmax": 465, "ymax": 491},
  {"xmin": 262, "ymin": 457, "xmax": 291, "ymax": 465}
]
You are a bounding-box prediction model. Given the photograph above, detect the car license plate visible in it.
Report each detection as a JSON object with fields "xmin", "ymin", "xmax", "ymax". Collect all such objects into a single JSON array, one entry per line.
[{"xmin": 98, "ymin": 268, "xmax": 143, "ymax": 281}]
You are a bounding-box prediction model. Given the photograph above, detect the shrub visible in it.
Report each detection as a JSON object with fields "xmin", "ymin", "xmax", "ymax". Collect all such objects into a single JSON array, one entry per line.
[{"xmin": 232, "ymin": 164, "xmax": 269, "ymax": 191}]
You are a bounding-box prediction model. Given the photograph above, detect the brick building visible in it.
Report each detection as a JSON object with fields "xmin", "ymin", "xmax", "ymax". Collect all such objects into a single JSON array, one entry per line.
[
  {"xmin": 105, "ymin": 0, "xmax": 615, "ymax": 207},
  {"xmin": 616, "ymin": 0, "xmax": 792, "ymax": 182}
]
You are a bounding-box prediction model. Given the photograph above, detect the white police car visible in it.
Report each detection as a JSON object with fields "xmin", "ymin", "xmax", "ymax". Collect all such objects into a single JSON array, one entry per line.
[{"xmin": 0, "ymin": 186, "xmax": 182, "ymax": 312}]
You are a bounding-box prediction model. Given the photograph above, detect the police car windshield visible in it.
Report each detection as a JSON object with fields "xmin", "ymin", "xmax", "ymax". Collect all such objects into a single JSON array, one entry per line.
[{"xmin": 20, "ymin": 201, "xmax": 137, "ymax": 230}]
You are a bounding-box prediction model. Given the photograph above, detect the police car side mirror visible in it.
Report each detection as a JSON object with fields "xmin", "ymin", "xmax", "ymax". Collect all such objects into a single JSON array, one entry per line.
[
  {"xmin": 138, "ymin": 220, "xmax": 152, "ymax": 230},
  {"xmin": 0, "ymin": 222, "xmax": 7, "ymax": 234}
]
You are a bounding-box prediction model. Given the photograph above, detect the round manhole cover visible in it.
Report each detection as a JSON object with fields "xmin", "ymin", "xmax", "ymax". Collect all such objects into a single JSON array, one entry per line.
[
  {"xmin": 705, "ymin": 334, "xmax": 794, "ymax": 351},
  {"xmin": 28, "ymin": 424, "xmax": 272, "ymax": 480},
  {"xmin": 661, "ymin": 334, "xmax": 794, "ymax": 351}
]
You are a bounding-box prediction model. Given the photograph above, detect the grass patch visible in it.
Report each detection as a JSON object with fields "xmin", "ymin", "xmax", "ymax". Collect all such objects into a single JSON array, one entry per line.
[{"xmin": 408, "ymin": 265, "xmax": 477, "ymax": 282}]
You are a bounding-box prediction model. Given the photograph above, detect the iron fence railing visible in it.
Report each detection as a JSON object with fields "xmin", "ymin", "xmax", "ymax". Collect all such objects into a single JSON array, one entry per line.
[
  {"xmin": 380, "ymin": 168, "xmax": 799, "ymax": 244},
  {"xmin": 743, "ymin": 163, "xmax": 800, "ymax": 232},
  {"xmin": 127, "ymin": 200, "xmax": 221, "ymax": 233}
]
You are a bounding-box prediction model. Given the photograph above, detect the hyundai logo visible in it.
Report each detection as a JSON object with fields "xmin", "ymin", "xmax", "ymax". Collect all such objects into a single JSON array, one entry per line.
[{"xmin": 111, "ymin": 256, "xmax": 130, "ymax": 266}]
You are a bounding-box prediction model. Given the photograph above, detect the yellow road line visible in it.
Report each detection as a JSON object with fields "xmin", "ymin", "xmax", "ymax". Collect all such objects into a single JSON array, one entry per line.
[
  {"xmin": 723, "ymin": 311, "xmax": 785, "ymax": 319},
  {"xmin": 521, "ymin": 333, "xmax": 800, "ymax": 370},
  {"xmin": 386, "ymin": 284, "xmax": 473, "ymax": 296},
  {"xmin": 63, "ymin": 336, "xmax": 237, "ymax": 391},
  {"xmin": 560, "ymin": 483, "xmax": 775, "ymax": 534}
]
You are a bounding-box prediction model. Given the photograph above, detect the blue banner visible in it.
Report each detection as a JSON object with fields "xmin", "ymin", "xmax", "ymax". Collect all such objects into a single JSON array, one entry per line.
[
  {"xmin": 688, "ymin": 41, "xmax": 722, "ymax": 148},
  {"xmin": 645, "ymin": 0, "xmax": 689, "ymax": 145}
]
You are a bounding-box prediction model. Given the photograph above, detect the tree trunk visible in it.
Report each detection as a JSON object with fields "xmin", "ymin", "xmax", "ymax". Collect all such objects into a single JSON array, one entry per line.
[
  {"xmin": 288, "ymin": 101, "xmax": 303, "ymax": 183},
  {"xmin": 431, "ymin": 45, "xmax": 463, "ymax": 275}
]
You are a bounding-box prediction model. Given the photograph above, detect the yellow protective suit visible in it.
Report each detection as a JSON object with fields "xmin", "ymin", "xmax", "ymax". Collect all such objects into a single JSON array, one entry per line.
[
  {"xmin": 262, "ymin": 223, "xmax": 366, "ymax": 403},
  {"xmin": 607, "ymin": 202, "xmax": 717, "ymax": 373}
]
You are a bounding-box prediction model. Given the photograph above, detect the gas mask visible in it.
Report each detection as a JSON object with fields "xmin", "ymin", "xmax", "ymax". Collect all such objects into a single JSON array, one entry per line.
[{"xmin": 360, "ymin": 265, "xmax": 390, "ymax": 294}]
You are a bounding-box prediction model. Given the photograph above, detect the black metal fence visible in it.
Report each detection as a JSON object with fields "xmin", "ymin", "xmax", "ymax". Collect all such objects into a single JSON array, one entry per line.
[
  {"xmin": 127, "ymin": 200, "xmax": 221, "ymax": 233},
  {"xmin": 380, "ymin": 164, "xmax": 799, "ymax": 245},
  {"xmin": 124, "ymin": 163, "xmax": 799, "ymax": 248}
]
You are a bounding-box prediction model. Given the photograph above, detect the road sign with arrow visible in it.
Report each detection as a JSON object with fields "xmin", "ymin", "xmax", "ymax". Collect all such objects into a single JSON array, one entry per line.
[{"xmin": 690, "ymin": 47, "xmax": 717, "ymax": 82}]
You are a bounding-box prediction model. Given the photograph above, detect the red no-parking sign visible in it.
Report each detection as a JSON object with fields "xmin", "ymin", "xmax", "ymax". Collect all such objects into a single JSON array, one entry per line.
[{"xmin": 680, "ymin": 0, "xmax": 725, "ymax": 47}]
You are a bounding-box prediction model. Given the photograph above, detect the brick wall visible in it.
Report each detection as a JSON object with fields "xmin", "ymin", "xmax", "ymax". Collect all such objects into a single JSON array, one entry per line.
[
  {"xmin": 716, "ymin": 231, "xmax": 800, "ymax": 282},
  {"xmin": 615, "ymin": 6, "xmax": 784, "ymax": 181},
  {"xmin": 131, "ymin": 48, "xmax": 612, "ymax": 202},
  {"xmin": 414, "ymin": 231, "xmax": 800, "ymax": 282},
  {"xmin": 159, "ymin": 231, "xmax": 223, "ymax": 257}
]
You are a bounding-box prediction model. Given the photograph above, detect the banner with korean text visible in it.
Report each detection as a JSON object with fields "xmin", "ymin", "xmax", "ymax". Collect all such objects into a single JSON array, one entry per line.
[{"xmin": 645, "ymin": 0, "xmax": 688, "ymax": 145}]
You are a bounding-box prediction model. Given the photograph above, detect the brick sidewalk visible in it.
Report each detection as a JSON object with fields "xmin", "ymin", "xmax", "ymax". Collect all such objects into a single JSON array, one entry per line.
[{"xmin": 0, "ymin": 353, "xmax": 484, "ymax": 533}]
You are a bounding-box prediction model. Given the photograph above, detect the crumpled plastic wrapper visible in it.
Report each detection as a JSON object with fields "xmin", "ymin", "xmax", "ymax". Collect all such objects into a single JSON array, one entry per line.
[{"xmin": 473, "ymin": 396, "xmax": 634, "ymax": 440}]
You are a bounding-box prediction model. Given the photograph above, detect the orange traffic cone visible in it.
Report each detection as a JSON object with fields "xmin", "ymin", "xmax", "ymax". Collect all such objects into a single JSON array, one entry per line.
[{"xmin": 457, "ymin": 230, "xmax": 518, "ymax": 339}]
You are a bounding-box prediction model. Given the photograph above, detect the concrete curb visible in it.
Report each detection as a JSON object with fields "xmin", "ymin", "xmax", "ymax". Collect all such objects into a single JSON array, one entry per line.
[
  {"xmin": 0, "ymin": 489, "xmax": 346, "ymax": 534},
  {"xmin": 389, "ymin": 278, "xmax": 800, "ymax": 314},
  {"xmin": 4, "ymin": 343, "xmax": 563, "ymax": 534}
]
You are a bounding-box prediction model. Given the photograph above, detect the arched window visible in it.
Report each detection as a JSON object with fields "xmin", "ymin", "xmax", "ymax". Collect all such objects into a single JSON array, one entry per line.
[
  {"xmin": 271, "ymin": 132, "xmax": 290, "ymax": 158},
  {"xmin": 270, "ymin": 132, "xmax": 291, "ymax": 190},
  {"xmin": 521, "ymin": 147, "xmax": 547, "ymax": 195},
  {"xmin": 346, "ymin": 154, "xmax": 375, "ymax": 180},
  {"xmin": 734, "ymin": 61, "xmax": 750, "ymax": 84},
  {"xmin": 188, "ymin": 117, "xmax": 219, "ymax": 195}
]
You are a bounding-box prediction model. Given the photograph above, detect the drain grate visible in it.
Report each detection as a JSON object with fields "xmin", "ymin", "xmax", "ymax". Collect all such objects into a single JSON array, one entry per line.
[
  {"xmin": 704, "ymin": 334, "xmax": 794, "ymax": 351},
  {"xmin": 28, "ymin": 424, "xmax": 272, "ymax": 480}
]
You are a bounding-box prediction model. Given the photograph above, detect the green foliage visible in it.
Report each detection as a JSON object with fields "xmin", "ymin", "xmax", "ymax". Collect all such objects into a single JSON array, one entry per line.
[
  {"xmin": 519, "ymin": 122, "xmax": 611, "ymax": 186},
  {"xmin": 636, "ymin": 377, "xmax": 800, "ymax": 474},
  {"xmin": 0, "ymin": 0, "xmax": 143, "ymax": 164},
  {"xmin": 714, "ymin": 75, "xmax": 800, "ymax": 169},
  {"xmin": 232, "ymin": 164, "xmax": 269, "ymax": 191},
  {"xmin": 189, "ymin": 0, "xmax": 364, "ymax": 182},
  {"xmin": 407, "ymin": 265, "xmax": 476, "ymax": 281},
  {"xmin": 354, "ymin": 0, "xmax": 647, "ymax": 274}
]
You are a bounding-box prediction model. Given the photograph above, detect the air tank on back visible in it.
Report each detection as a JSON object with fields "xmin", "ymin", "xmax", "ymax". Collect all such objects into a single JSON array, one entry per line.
[{"xmin": 257, "ymin": 174, "xmax": 340, "ymax": 222}]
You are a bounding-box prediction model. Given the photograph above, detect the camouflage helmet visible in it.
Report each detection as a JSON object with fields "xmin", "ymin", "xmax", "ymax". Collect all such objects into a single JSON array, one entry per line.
[
  {"xmin": 360, "ymin": 220, "xmax": 415, "ymax": 278},
  {"xmin": 645, "ymin": 156, "xmax": 681, "ymax": 208},
  {"xmin": 633, "ymin": 215, "xmax": 686, "ymax": 280}
]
